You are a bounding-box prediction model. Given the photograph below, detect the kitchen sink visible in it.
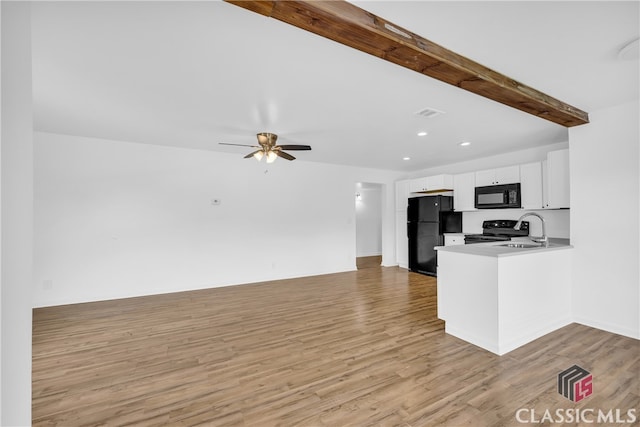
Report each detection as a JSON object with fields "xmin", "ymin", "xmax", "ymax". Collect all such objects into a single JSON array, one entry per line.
[{"xmin": 498, "ymin": 243, "xmax": 541, "ymax": 248}]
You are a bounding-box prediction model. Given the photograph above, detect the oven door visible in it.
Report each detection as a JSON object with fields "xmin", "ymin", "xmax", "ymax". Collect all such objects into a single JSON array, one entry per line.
[{"xmin": 474, "ymin": 183, "xmax": 521, "ymax": 209}]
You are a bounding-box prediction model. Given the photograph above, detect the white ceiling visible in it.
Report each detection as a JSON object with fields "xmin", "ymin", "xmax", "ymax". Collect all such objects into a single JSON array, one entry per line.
[{"xmin": 31, "ymin": 1, "xmax": 639, "ymax": 172}]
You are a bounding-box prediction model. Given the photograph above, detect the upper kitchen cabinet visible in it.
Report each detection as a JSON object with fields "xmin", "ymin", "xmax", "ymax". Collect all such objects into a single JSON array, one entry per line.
[
  {"xmin": 543, "ymin": 149, "xmax": 570, "ymax": 209},
  {"xmin": 409, "ymin": 174, "xmax": 453, "ymax": 193},
  {"xmin": 520, "ymin": 149, "xmax": 570, "ymax": 210},
  {"xmin": 520, "ymin": 162, "xmax": 544, "ymax": 209},
  {"xmin": 453, "ymin": 172, "xmax": 476, "ymax": 211},
  {"xmin": 395, "ymin": 179, "xmax": 411, "ymax": 211},
  {"xmin": 475, "ymin": 165, "xmax": 520, "ymax": 187}
]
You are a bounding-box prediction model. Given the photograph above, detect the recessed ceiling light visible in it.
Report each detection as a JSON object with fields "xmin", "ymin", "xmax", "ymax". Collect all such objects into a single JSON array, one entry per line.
[
  {"xmin": 417, "ymin": 131, "xmax": 428, "ymax": 137},
  {"xmin": 459, "ymin": 141, "xmax": 471, "ymax": 147},
  {"xmin": 403, "ymin": 157, "xmax": 411, "ymax": 161}
]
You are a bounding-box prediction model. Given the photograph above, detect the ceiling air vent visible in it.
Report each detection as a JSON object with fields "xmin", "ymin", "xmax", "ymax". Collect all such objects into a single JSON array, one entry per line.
[{"xmin": 414, "ymin": 107, "xmax": 445, "ymax": 119}]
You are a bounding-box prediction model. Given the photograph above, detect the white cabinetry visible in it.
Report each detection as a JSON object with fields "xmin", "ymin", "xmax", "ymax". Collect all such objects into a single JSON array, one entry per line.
[
  {"xmin": 437, "ymin": 248, "xmax": 572, "ymax": 355},
  {"xmin": 409, "ymin": 177, "xmax": 428, "ymax": 193},
  {"xmin": 409, "ymin": 174, "xmax": 453, "ymax": 193},
  {"xmin": 519, "ymin": 150, "xmax": 570, "ymax": 210},
  {"xmin": 444, "ymin": 234, "xmax": 465, "ymax": 246},
  {"xmin": 453, "ymin": 172, "xmax": 476, "ymax": 211},
  {"xmin": 519, "ymin": 162, "xmax": 543, "ymax": 209},
  {"xmin": 475, "ymin": 166, "xmax": 520, "ymax": 186},
  {"xmin": 427, "ymin": 174, "xmax": 454, "ymax": 191},
  {"xmin": 544, "ymin": 149, "xmax": 570, "ymax": 209}
]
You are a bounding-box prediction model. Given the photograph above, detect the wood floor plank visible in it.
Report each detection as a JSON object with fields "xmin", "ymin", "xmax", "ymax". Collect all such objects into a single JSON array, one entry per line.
[{"xmin": 33, "ymin": 267, "xmax": 639, "ymax": 426}]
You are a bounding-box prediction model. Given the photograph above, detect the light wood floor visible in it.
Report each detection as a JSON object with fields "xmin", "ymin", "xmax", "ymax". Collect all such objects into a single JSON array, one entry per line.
[{"xmin": 33, "ymin": 267, "xmax": 639, "ymax": 426}]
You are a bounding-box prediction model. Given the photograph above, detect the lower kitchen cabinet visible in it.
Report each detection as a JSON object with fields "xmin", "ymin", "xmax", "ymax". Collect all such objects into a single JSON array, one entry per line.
[
  {"xmin": 437, "ymin": 246, "xmax": 572, "ymax": 355},
  {"xmin": 444, "ymin": 233, "xmax": 465, "ymax": 246}
]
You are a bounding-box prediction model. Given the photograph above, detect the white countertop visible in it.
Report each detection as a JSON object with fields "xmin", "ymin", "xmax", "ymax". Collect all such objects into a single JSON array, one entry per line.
[{"xmin": 435, "ymin": 237, "xmax": 572, "ymax": 258}]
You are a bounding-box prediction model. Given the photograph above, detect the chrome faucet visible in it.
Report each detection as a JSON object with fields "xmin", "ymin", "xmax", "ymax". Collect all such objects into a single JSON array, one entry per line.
[{"xmin": 515, "ymin": 212, "xmax": 548, "ymax": 246}]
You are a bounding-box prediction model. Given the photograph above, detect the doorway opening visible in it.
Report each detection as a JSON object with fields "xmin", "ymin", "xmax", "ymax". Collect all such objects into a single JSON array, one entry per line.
[{"xmin": 355, "ymin": 182, "xmax": 383, "ymax": 269}]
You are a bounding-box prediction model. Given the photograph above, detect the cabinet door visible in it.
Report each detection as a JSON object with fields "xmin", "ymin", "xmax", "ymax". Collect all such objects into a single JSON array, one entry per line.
[
  {"xmin": 426, "ymin": 174, "xmax": 454, "ymax": 191},
  {"xmin": 409, "ymin": 177, "xmax": 428, "ymax": 193},
  {"xmin": 453, "ymin": 172, "xmax": 476, "ymax": 211},
  {"xmin": 475, "ymin": 169, "xmax": 496, "ymax": 187},
  {"xmin": 520, "ymin": 162, "xmax": 543, "ymax": 209},
  {"xmin": 495, "ymin": 165, "xmax": 520, "ymax": 184},
  {"xmin": 546, "ymin": 149, "xmax": 570, "ymax": 208},
  {"xmin": 410, "ymin": 175, "xmax": 453, "ymax": 193},
  {"xmin": 476, "ymin": 166, "xmax": 520, "ymax": 186},
  {"xmin": 444, "ymin": 234, "xmax": 465, "ymax": 246}
]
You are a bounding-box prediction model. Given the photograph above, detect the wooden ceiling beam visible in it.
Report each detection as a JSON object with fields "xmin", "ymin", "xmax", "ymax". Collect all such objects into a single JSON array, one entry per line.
[{"xmin": 224, "ymin": 0, "xmax": 589, "ymax": 127}]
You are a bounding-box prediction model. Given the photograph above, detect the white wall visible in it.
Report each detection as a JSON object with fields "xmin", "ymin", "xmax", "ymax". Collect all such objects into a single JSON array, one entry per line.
[
  {"xmin": 570, "ymin": 99, "xmax": 639, "ymax": 339},
  {"xmin": 460, "ymin": 209, "xmax": 570, "ymax": 238},
  {"xmin": 406, "ymin": 141, "xmax": 569, "ymax": 177},
  {"xmin": 355, "ymin": 183, "xmax": 383, "ymax": 257},
  {"xmin": 1, "ymin": 2, "xmax": 33, "ymax": 424},
  {"xmin": 33, "ymin": 132, "xmax": 400, "ymax": 307}
]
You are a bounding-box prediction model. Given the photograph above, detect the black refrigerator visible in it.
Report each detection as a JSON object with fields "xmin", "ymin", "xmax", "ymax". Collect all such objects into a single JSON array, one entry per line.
[{"xmin": 407, "ymin": 195, "xmax": 461, "ymax": 276}]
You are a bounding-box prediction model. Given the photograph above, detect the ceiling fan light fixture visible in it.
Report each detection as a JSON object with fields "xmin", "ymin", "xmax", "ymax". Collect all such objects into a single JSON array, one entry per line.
[
  {"xmin": 266, "ymin": 150, "xmax": 277, "ymax": 163},
  {"xmin": 219, "ymin": 132, "xmax": 311, "ymax": 163}
]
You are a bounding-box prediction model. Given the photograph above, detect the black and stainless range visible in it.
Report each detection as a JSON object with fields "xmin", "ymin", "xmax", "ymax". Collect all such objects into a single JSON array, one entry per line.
[{"xmin": 464, "ymin": 219, "xmax": 529, "ymax": 244}]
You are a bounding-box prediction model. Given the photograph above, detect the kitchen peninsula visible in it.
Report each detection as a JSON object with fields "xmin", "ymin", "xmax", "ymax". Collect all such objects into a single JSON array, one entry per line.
[{"xmin": 435, "ymin": 239, "xmax": 573, "ymax": 355}]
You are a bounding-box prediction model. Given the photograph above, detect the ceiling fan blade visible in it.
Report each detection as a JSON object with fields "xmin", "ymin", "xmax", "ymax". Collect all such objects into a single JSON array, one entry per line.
[
  {"xmin": 276, "ymin": 144, "xmax": 311, "ymax": 151},
  {"xmin": 276, "ymin": 150, "xmax": 296, "ymax": 161},
  {"xmin": 244, "ymin": 150, "xmax": 262, "ymax": 159},
  {"xmin": 219, "ymin": 142, "xmax": 259, "ymax": 148}
]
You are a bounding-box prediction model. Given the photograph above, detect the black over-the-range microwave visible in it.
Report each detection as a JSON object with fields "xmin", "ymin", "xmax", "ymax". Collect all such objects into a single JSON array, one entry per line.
[{"xmin": 474, "ymin": 183, "xmax": 521, "ymax": 209}]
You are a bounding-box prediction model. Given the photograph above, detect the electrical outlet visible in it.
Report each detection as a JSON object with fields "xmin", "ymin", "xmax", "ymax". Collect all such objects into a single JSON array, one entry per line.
[{"xmin": 43, "ymin": 279, "xmax": 53, "ymax": 290}]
